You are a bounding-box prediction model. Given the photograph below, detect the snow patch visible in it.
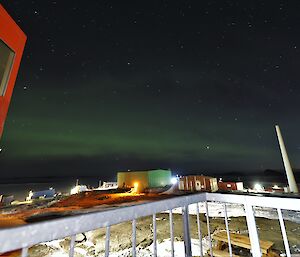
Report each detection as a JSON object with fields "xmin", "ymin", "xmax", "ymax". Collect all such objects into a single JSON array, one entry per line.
[
  {"xmin": 170, "ymin": 202, "xmax": 300, "ymax": 224},
  {"xmin": 42, "ymin": 237, "xmax": 211, "ymax": 257}
]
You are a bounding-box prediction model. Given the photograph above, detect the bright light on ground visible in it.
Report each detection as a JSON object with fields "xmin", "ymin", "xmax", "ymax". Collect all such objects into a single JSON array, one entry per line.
[
  {"xmin": 70, "ymin": 185, "xmax": 88, "ymax": 195},
  {"xmin": 132, "ymin": 182, "xmax": 139, "ymax": 193},
  {"xmin": 171, "ymin": 177, "xmax": 178, "ymax": 184},
  {"xmin": 254, "ymin": 183, "xmax": 263, "ymax": 191}
]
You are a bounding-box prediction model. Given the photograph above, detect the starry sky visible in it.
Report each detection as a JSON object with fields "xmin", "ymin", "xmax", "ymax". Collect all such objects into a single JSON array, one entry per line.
[{"xmin": 1, "ymin": 0, "xmax": 300, "ymax": 180}]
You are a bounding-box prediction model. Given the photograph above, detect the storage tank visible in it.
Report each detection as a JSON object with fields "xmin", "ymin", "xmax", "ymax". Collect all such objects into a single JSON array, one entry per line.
[
  {"xmin": 117, "ymin": 169, "xmax": 172, "ymax": 192},
  {"xmin": 117, "ymin": 171, "xmax": 149, "ymax": 192},
  {"xmin": 148, "ymin": 169, "xmax": 172, "ymax": 188}
]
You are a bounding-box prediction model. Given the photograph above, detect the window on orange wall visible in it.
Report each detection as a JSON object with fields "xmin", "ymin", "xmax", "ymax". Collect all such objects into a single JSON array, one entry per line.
[{"xmin": 0, "ymin": 39, "xmax": 15, "ymax": 96}]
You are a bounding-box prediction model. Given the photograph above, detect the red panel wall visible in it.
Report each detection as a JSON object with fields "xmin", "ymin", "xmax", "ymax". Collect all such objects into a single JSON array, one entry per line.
[
  {"xmin": 218, "ymin": 181, "xmax": 238, "ymax": 191},
  {"xmin": 0, "ymin": 4, "xmax": 26, "ymax": 138},
  {"xmin": 179, "ymin": 175, "xmax": 216, "ymax": 192}
]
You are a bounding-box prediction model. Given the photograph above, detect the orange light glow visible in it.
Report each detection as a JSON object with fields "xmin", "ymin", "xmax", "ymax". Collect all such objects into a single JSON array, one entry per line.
[{"xmin": 133, "ymin": 182, "xmax": 139, "ymax": 193}]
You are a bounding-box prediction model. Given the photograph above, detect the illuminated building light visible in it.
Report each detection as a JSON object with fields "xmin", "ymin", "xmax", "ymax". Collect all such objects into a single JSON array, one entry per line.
[
  {"xmin": 70, "ymin": 185, "xmax": 88, "ymax": 195},
  {"xmin": 132, "ymin": 182, "xmax": 139, "ymax": 193},
  {"xmin": 254, "ymin": 183, "xmax": 263, "ymax": 191},
  {"xmin": 171, "ymin": 177, "xmax": 178, "ymax": 184}
]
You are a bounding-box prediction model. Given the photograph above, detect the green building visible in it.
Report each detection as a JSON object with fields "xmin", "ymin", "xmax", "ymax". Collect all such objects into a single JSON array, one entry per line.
[{"xmin": 117, "ymin": 169, "xmax": 172, "ymax": 192}]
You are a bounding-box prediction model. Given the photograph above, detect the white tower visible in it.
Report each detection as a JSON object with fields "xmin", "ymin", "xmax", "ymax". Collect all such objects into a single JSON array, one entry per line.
[{"xmin": 275, "ymin": 125, "xmax": 298, "ymax": 193}]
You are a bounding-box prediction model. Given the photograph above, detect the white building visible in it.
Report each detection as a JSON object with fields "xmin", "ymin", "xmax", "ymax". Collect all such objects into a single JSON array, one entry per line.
[{"xmin": 70, "ymin": 185, "xmax": 89, "ymax": 195}]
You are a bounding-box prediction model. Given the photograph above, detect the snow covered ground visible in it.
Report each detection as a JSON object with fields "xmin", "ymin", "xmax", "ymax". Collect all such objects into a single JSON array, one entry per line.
[
  {"xmin": 44, "ymin": 237, "xmax": 211, "ymax": 257},
  {"xmin": 170, "ymin": 202, "xmax": 300, "ymax": 224},
  {"xmin": 35, "ymin": 202, "xmax": 300, "ymax": 257},
  {"xmin": 108, "ymin": 237, "xmax": 211, "ymax": 257}
]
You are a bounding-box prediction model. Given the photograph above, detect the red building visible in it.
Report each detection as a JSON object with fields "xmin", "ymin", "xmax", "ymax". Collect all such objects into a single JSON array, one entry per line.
[
  {"xmin": 218, "ymin": 181, "xmax": 244, "ymax": 191},
  {"xmin": 0, "ymin": 4, "xmax": 26, "ymax": 138},
  {"xmin": 178, "ymin": 175, "xmax": 218, "ymax": 192}
]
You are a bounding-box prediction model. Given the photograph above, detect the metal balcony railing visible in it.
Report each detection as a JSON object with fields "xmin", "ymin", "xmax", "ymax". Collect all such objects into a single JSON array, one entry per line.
[{"xmin": 0, "ymin": 192, "xmax": 299, "ymax": 257}]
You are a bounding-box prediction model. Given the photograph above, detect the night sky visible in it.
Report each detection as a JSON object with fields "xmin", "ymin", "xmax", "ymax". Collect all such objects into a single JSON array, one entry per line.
[{"xmin": 1, "ymin": 1, "xmax": 300, "ymax": 180}]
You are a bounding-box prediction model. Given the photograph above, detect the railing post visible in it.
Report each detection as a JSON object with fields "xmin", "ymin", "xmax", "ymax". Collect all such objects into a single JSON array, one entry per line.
[
  {"xmin": 132, "ymin": 219, "xmax": 137, "ymax": 257},
  {"xmin": 277, "ymin": 208, "xmax": 291, "ymax": 257},
  {"xmin": 153, "ymin": 213, "xmax": 157, "ymax": 257},
  {"xmin": 224, "ymin": 203, "xmax": 233, "ymax": 257},
  {"xmin": 244, "ymin": 202, "xmax": 261, "ymax": 257},
  {"xmin": 105, "ymin": 226, "xmax": 110, "ymax": 257},
  {"xmin": 21, "ymin": 247, "xmax": 28, "ymax": 257},
  {"xmin": 69, "ymin": 235, "xmax": 76, "ymax": 257},
  {"xmin": 196, "ymin": 203, "xmax": 203, "ymax": 257},
  {"xmin": 182, "ymin": 205, "xmax": 192, "ymax": 257},
  {"xmin": 205, "ymin": 201, "xmax": 213, "ymax": 257},
  {"xmin": 169, "ymin": 209, "xmax": 175, "ymax": 257}
]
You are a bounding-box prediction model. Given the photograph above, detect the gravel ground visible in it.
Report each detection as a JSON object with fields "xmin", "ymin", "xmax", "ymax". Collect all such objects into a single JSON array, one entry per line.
[{"xmin": 26, "ymin": 213, "xmax": 300, "ymax": 257}]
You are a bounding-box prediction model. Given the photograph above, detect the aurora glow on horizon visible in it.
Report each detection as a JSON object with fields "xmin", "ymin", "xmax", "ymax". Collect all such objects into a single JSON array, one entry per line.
[{"xmin": 1, "ymin": 1, "xmax": 300, "ymax": 179}]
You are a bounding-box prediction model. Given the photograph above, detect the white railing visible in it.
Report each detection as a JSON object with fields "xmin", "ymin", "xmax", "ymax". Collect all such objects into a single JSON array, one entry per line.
[{"xmin": 0, "ymin": 192, "xmax": 299, "ymax": 257}]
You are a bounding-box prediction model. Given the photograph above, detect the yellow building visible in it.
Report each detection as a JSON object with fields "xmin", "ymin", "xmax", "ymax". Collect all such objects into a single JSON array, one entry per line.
[{"xmin": 117, "ymin": 169, "xmax": 172, "ymax": 192}]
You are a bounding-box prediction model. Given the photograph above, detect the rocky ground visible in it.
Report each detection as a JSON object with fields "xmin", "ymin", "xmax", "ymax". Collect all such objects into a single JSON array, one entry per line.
[
  {"xmin": 0, "ymin": 191, "xmax": 172, "ymax": 228},
  {"xmin": 1, "ymin": 191, "xmax": 299, "ymax": 256},
  {"xmin": 25, "ymin": 213, "xmax": 300, "ymax": 257}
]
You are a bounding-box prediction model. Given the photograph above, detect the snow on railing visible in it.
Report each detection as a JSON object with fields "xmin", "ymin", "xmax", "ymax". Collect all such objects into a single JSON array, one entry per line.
[{"xmin": 0, "ymin": 192, "xmax": 299, "ymax": 257}]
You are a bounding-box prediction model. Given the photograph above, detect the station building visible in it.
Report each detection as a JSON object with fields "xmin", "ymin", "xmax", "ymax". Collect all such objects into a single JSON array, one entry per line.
[
  {"xmin": 178, "ymin": 175, "xmax": 218, "ymax": 192},
  {"xmin": 217, "ymin": 181, "xmax": 244, "ymax": 191},
  {"xmin": 117, "ymin": 169, "xmax": 172, "ymax": 192}
]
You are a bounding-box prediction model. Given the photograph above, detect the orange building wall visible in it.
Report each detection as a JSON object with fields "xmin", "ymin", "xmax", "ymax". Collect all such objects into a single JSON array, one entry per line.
[
  {"xmin": 0, "ymin": 4, "xmax": 26, "ymax": 138},
  {"xmin": 117, "ymin": 171, "xmax": 149, "ymax": 192}
]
